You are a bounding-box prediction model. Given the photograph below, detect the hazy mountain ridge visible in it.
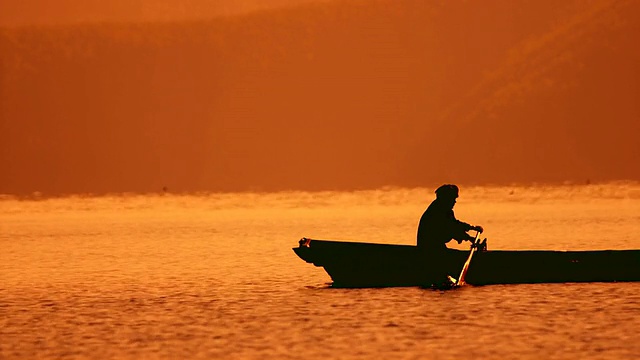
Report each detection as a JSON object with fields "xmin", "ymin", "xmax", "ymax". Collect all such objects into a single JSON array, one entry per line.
[
  {"xmin": 403, "ymin": 0, "xmax": 639, "ymax": 184},
  {"xmin": 1, "ymin": 0, "xmax": 638, "ymax": 195},
  {"xmin": 0, "ymin": 0, "xmax": 329, "ymax": 27}
]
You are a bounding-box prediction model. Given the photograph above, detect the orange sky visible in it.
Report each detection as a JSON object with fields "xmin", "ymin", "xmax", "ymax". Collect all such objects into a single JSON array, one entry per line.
[{"xmin": 1, "ymin": 0, "xmax": 639, "ymax": 195}]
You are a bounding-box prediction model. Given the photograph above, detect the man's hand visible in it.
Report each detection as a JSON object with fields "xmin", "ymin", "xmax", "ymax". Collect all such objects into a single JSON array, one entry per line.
[{"xmin": 472, "ymin": 225, "xmax": 484, "ymax": 233}]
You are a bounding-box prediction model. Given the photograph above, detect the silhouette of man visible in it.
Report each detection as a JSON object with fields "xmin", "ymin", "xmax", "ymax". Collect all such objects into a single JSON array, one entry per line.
[{"xmin": 417, "ymin": 184, "xmax": 483, "ymax": 285}]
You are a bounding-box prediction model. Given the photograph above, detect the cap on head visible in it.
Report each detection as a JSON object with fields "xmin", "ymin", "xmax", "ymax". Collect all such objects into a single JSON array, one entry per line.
[{"xmin": 435, "ymin": 184, "xmax": 459, "ymax": 199}]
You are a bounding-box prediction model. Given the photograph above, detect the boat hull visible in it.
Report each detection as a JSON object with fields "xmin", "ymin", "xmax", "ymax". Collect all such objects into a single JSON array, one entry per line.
[{"xmin": 293, "ymin": 239, "xmax": 640, "ymax": 287}]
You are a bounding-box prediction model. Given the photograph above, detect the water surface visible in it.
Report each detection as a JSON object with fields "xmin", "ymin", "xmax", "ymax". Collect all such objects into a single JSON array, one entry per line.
[{"xmin": 1, "ymin": 184, "xmax": 639, "ymax": 359}]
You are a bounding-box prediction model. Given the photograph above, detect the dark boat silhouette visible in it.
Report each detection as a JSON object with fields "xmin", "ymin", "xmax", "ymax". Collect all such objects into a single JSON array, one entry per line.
[{"xmin": 293, "ymin": 238, "xmax": 640, "ymax": 287}]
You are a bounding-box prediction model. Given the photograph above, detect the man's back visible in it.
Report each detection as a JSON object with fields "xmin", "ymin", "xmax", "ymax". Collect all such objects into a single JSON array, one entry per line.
[{"xmin": 417, "ymin": 199, "xmax": 471, "ymax": 251}]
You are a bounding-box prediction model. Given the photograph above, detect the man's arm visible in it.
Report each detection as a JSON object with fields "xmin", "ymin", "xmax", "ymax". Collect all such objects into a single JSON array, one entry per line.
[
  {"xmin": 449, "ymin": 210, "xmax": 473, "ymax": 231},
  {"xmin": 450, "ymin": 211, "xmax": 483, "ymax": 242},
  {"xmin": 459, "ymin": 222, "xmax": 483, "ymax": 235}
]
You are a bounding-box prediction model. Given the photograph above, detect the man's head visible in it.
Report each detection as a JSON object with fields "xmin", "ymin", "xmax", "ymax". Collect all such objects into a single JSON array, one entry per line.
[{"xmin": 435, "ymin": 184, "xmax": 459, "ymax": 208}]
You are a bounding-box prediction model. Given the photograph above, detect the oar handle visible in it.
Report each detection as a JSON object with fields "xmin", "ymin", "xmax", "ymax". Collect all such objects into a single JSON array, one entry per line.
[{"xmin": 470, "ymin": 229, "xmax": 482, "ymax": 248}]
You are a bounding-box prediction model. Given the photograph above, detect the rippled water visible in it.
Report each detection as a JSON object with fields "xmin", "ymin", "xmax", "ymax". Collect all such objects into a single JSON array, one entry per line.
[{"xmin": 1, "ymin": 184, "xmax": 640, "ymax": 359}]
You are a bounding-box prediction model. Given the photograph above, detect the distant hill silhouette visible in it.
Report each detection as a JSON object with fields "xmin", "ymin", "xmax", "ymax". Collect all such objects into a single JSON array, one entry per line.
[
  {"xmin": 1, "ymin": 0, "xmax": 639, "ymax": 195},
  {"xmin": 0, "ymin": 0, "xmax": 324, "ymax": 27}
]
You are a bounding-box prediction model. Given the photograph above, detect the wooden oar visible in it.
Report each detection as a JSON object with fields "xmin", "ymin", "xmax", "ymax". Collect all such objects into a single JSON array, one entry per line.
[{"xmin": 455, "ymin": 230, "xmax": 483, "ymax": 287}]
